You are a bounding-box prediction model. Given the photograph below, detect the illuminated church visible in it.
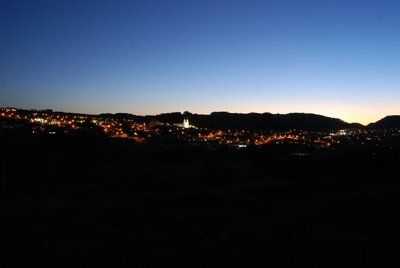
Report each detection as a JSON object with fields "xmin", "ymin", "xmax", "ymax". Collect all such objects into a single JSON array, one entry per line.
[
  {"xmin": 183, "ymin": 118, "xmax": 190, "ymax": 128},
  {"xmin": 174, "ymin": 118, "xmax": 196, "ymax": 129}
]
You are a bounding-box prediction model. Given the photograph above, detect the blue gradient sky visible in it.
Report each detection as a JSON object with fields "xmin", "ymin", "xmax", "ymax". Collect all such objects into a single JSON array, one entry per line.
[{"xmin": 1, "ymin": 0, "xmax": 400, "ymax": 124}]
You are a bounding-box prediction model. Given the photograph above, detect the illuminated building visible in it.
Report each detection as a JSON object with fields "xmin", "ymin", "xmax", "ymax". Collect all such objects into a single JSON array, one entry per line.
[
  {"xmin": 174, "ymin": 118, "xmax": 195, "ymax": 129},
  {"xmin": 183, "ymin": 118, "xmax": 190, "ymax": 129}
]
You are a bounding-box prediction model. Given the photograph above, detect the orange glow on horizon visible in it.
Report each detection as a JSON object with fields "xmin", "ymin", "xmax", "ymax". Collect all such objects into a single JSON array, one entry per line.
[{"xmin": 29, "ymin": 101, "xmax": 400, "ymax": 126}]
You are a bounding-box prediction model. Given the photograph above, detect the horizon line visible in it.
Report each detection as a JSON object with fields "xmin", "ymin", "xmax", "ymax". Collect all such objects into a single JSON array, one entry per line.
[{"xmin": 3, "ymin": 105, "xmax": 399, "ymax": 126}]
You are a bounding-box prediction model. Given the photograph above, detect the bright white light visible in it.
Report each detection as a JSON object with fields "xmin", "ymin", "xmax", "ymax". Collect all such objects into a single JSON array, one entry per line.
[{"xmin": 183, "ymin": 118, "xmax": 190, "ymax": 129}]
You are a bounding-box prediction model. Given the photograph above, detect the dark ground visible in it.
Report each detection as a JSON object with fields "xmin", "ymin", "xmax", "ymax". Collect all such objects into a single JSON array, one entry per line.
[{"xmin": 1, "ymin": 132, "xmax": 400, "ymax": 266}]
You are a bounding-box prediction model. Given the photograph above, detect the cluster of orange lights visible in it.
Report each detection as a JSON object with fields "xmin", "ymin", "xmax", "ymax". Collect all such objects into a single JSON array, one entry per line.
[
  {"xmin": 0, "ymin": 108, "xmax": 17, "ymax": 119},
  {"xmin": 2, "ymin": 108, "xmax": 373, "ymax": 148}
]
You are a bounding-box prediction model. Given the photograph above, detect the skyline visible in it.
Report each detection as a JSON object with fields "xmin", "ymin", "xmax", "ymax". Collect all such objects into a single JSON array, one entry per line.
[
  {"xmin": 3, "ymin": 104, "xmax": 399, "ymax": 126},
  {"xmin": 2, "ymin": 0, "xmax": 400, "ymax": 125}
]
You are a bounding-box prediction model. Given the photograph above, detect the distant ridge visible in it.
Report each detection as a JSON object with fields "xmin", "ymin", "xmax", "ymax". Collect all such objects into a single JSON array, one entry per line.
[
  {"xmin": 6, "ymin": 107, "xmax": 400, "ymax": 130},
  {"xmin": 145, "ymin": 112, "xmax": 361, "ymax": 131},
  {"xmin": 368, "ymin": 116, "xmax": 400, "ymax": 129}
]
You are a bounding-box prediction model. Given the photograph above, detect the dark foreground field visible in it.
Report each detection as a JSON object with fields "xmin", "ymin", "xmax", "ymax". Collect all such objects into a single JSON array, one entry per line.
[{"xmin": 2, "ymin": 133, "xmax": 400, "ymax": 266}]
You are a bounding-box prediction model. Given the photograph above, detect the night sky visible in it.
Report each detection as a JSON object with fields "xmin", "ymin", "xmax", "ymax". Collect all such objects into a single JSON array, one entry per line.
[{"xmin": 1, "ymin": 0, "xmax": 400, "ymax": 124}]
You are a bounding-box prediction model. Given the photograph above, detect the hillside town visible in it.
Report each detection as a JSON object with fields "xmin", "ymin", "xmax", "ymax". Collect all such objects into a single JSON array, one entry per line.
[{"xmin": 2, "ymin": 107, "xmax": 399, "ymax": 151}]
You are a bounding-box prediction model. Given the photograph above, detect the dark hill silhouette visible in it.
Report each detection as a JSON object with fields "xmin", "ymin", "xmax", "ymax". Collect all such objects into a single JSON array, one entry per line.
[
  {"xmin": 147, "ymin": 112, "xmax": 359, "ymax": 131},
  {"xmin": 3, "ymin": 107, "xmax": 368, "ymax": 131},
  {"xmin": 368, "ymin": 116, "xmax": 400, "ymax": 129}
]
